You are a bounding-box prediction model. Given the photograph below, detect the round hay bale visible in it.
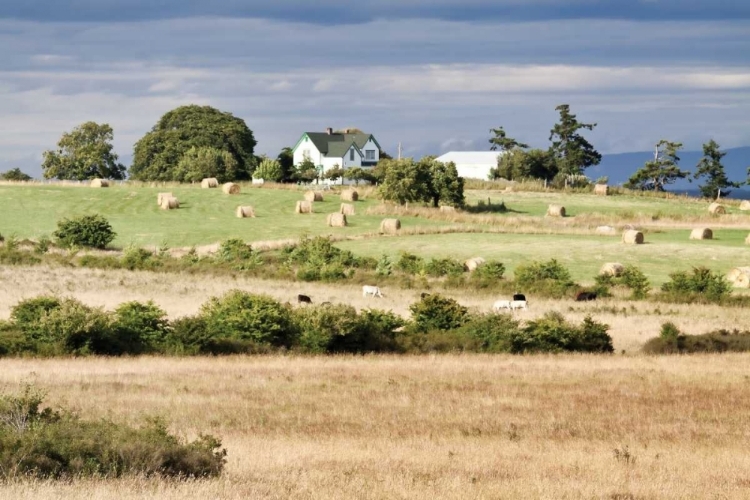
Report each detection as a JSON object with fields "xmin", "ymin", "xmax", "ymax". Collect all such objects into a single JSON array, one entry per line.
[
  {"xmin": 327, "ymin": 213, "xmax": 347, "ymax": 227},
  {"xmin": 735, "ymin": 273, "xmax": 750, "ymax": 289},
  {"xmin": 708, "ymin": 202, "xmax": 726, "ymax": 215},
  {"xmin": 547, "ymin": 204, "xmax": 566, "ymax": 217},
  {"xmin": 595, "ymin": 225, "xmax": 617, "ymax": 235},
  {"xmin": 340, "ymin": 203, "xmax": 355, "ymax": 216},
  {"xmin": 464, "ymin": 257, "xmax": 486, "ymax": 272},
  {"xmin": 201, "ymin": 177, "xmax": 219, "ymax": 189},
  {"xmin": 90, "ymin": 179, "xmax": 109, "ymax": 188},
  {"xmin": 380, "ymin": 218, "xmax": 401, "ymax": 234},
  {"xmin": 157, "ymin": 192, "xmax": 173, "ymax": 205},
  {"xmin": 727, "ymin": 267, "xmax": 750, "ymax": 283},
  {"xmin": 341, "ymin": 189, "xmax": 359, "ymax": 202},
  {"xmin": 222, "ymin": 182, "xmax": 240, "ymax": 195},
  {"xmin": 304, "ymin": 191, "xmax": 324, "ymax": 202},
  {"xmin": 295, "ymin": 200, "xmax": 313, "ymax": 214},
  {"xmin": 235, "ymin": 206, "xmax": 255, "ymax": 218},
  {"xmin": 622, "ymin": 230, "xmax": 644, "ymax": 245},
  {"xmin": 160, "ymin": 197, "xmax": 179, "ymax": 210},
  {"xmin": 439, "ymin": 206, "xmax": 456, "ymax": 213},
  {"xmin": 689, "ymin": 228, "xmax": 713, "ymax": 240},
  {"xmin": 599, "ymin": 262, "xmax": 624, "ymax": 277},
  {"xmin": 594, "ymin": 184, "xmax": 608, "ymax": 195},
  {"xmin": 740, "ymin": 200, "xmax": 750, "ymax": 211}
]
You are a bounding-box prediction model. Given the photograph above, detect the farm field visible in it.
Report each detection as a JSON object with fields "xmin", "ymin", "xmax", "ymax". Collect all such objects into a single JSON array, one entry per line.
[{"xmin": 1, "ymin": 355, "xmax": 750, "ymax": 499}]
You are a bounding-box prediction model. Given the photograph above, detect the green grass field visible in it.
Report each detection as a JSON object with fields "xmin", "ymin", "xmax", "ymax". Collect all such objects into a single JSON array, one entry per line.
[{"xmin": 0, "ymin": 185, "xmax": 445, "ymax": 247}]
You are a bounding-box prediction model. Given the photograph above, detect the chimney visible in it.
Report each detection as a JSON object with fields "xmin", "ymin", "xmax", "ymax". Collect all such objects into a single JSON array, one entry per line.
[{"xmin": 326, "ymin": 127, "xmax": 333, "ymax": 135}]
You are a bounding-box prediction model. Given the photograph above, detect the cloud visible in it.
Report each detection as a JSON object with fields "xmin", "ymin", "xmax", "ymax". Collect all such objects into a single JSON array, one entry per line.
[{"xmin": 1, "ymin": 0, "xmax": 748, "ymax": 23}]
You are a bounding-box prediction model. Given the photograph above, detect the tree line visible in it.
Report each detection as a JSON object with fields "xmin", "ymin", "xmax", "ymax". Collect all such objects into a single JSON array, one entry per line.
[
  {"xmin": 2, "ymin": 103, "xmax": 746, "ymax": 202},
  {"xmin": 489, "ymin": 104, "xmax": 745, "ymax": 197}
]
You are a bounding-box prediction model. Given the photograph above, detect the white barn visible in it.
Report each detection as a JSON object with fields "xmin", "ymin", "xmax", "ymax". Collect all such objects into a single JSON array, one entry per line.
[{"xmin": 435, "ymin": 151, "xmax": 501, "ymax": 180}]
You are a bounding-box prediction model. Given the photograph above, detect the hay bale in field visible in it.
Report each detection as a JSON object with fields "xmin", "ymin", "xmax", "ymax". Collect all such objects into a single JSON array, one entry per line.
[
  {"xmin": 380, "ymin": 218, "xmax": 401, "ymax": 234},
  {"xmin": 222, "ymin": 182, "xmax": 240, "ymax": 195},
  {"xmin": 595, "ymin": 225, "xmax": 617, "ymax": 235},
  {"xmin": 295, "ymin": 200, "xmax": 313, "ymax": 214},
  {"xmin": 304, "ymin": 190, "xmax": 324, "ymax": 202},
  {"xmin": 464, "ymin": 257, "xmax": 486, "ymax": 272},
  {"xmin": 547, "ymin": 204, "xmax": 566, "ymax": 217},
  {"xmin": 160, "ymin": 196, "xmax": 179, "ymax": 210},
  {"xmin": 235, "ymin": 206, "xmax": 255, "ymax": 218},
  {"xmin": 728, "ymin": 267, "xmax": 750, "ymax": 288},
  {"xmin": 90, "ymin": 179, "xmax": 109, "ymax": 188},
  {"xmin": 327, "ymin": 213, "xmax": 347, "ymax": 227},
  {"xmin": 689, "ymin": 228, "xmax": 713, "ymax": 240},
  {"xmin": 439, "ymin": 206, "xmax": 456, "ymax": 213},
  {"xmin": 157, "ymin": 192, "xmax": 173, "ymax": 205},
  {"xmin": 341, "ymin": 189, "xmax": 358, "ymax": 202},
  {"xmin": 599, "ymin": 262, "xmax": 624, "ymax": 277},
  {"xmin": 594, "ymin": 184, "xmax": 608, "ymax": 196},
  {"xmin": 708, "ymin": 202, "xmax": 726, "ymax": 215},
  {"xmin": 740, "ymin": 200, "xmax": 750, "ymax": 211},
  {"xmin": 622, "ymin": 229, "xmax": 644, "ymax": 244},
  {"xmin": 340, "ymin": 203, "xmax": 355, "ymax": 216},
  {"xmin": 201, "ymin": 177, "xmax": 219, "ymax": 189}
]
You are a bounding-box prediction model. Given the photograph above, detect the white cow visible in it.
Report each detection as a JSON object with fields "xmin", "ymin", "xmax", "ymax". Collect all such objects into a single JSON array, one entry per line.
[
  {"xmin": 362, "ymin": 285, "xmax": 383, "ymax": 298},
  {"xmin": 510, "ymin": 300, "xmax": 528, "ymax": 310},
  {"xmin": 492, "ymin": 300, "xmax": 511, "ymax": 311}
]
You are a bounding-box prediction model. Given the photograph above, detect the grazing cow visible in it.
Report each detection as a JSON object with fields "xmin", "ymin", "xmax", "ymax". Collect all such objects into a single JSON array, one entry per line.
[
  {"xmin": 420, "ymin": 292, "xmax": 431, "ymax": 300},
  {"xmin": 575, "ymin": 291, "xmax": 597, "ymax": 302},
  {"xmin": 362, "ymin": 285, "xmax": 383, "ymax": 298},
  {"xmin": 512, "ymin": 293, "xmax": 526, "ymax": 302},
  {"xmin": 297, "ymin": 294, "xmax": 312, "ymax": 304},
  {"xmin": 510, "ymin": 300, "xmax": 528, "ymax": 310},
  {"xmin": 493, "ymin": 300, "xmax": 512, "ymax": 311}
]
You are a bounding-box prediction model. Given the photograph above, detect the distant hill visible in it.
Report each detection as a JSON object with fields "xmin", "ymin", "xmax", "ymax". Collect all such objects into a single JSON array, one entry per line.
[{"xmin": 589, "ymin": 146, "xmax": 750, "ymax": 199}]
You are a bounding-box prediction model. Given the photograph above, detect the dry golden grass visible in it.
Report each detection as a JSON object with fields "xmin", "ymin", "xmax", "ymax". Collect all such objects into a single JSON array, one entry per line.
[
  {"xmin": 2, "ymin": 265, "xmax": 749, "ymax": 353},
  {"xmin": 1, "ymin": 354, "xmax": 750, "ymax": 498}
]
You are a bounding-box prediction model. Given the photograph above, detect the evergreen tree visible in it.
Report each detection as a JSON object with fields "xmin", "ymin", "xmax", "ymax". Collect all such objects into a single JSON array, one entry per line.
[
  {"xmin": 625, "ymin": 140, "xmax": 689, "ymax": 191},
  {"xmin": 694, "ymin": 140, "xmax": 740, "ymax": 199},
  {"xmin": 548, "ymin": 104, "xmax": 601, "ymax": 176}
]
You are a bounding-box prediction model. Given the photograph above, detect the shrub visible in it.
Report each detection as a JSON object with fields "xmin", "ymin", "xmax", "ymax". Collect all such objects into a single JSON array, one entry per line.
[
  {"xmin": 375, "ymin": 254, "xmax": 392, "ymax": 276},
  {"xmin": 10, "ymin": 296, "xmax": 62, "ymax": 336},
  {"xmin": 121, "ymin": 247, "xmax": 161, "ymax": 271},
  {"xmin": 422, "ymin": 257, "xmax": 464, "ymax": 277},
  {"xmin": 409, "ymin": 294, "xmax": 469, "ymax": 332},
  {"xmin": 199, "ymin": 290, "xmax": 297, "ymax": 347},
  {"xmin": 395, "ymin": 252, "xmax": 425, "ymax": 275},
  {"xmin": 0, "ymin": 386, "xmax": 226, "ymax": 479},
  {"xmin": 595, "ymin": 264, "xmax": 650, "ymax": 300},
  {"xmin": 34, "ymin": 236, "xmax": 51, "ymax": 254},
  {"xmin": 514, "ymin": 259, "xmax": 577, "ymax": 298},
  {"xmin": 660, "ymin": 266, "xmax": 731, "ymax": 303},
  {"xmin": 513, "ymin": 312, "xmax": 613, "ymax": 353},
  {"xmin": 458, "ymin": 313, "xmax": 520, "ymax": 352},
  {"xmin": 295, "ymin": 304, "xmax": 360, "ymax": 353},
  {"xmin": 217, "ymin": 239, "xmax": 257, "ymax": 269},
  {"xmin": 470, "ymin": 260, "xmax": 506, "ymax": 287},
  {"xmin": 53, "ymin": 214, "xmax": 116, "ymax": 249},
  {"xmin": 35, "ymin": 299, "xmax": 114, "ymax": 355},
  {"xmin": 660, "ymin": 321, "xmax": 681, "ymax": 341},
  {"xmin": 284, "ymin": 236, "xmax": 358, "ymax": 268},
  {"xmin": 643, "ymin": 328, "xmax": 750, "ymax": 354},
  {"xmin": 112, "ymin": 301, "xmax": 171, "ymax": 353}
]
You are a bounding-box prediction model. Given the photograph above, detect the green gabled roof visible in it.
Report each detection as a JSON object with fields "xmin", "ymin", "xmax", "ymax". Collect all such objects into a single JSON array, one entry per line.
[
  {"xmin": 325, "ymin": 141, "xmax": 362, "ymax": 159},
  {"xmin": 295, "ymin": 130, "xmax": 380, "ymax": 157}
]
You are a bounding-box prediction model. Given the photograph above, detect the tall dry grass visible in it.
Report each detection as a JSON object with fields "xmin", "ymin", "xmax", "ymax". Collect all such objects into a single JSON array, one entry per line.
[{"xmin": 0, "ymin": 355, "xmax": 750, "ymax": 498}]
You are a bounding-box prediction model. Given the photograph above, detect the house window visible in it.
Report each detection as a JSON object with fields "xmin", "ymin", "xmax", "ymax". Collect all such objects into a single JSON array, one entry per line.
[
  {"xmin": 303, "ymin": 149, "xmax": 310, "ymax": 159},
  {"xmin": 349, "ymin": 149, "xmax": 355, "ymax": 161},
  {"xmin": 365, "ymin": 150, "xmax": 375, "ymax": 160}
]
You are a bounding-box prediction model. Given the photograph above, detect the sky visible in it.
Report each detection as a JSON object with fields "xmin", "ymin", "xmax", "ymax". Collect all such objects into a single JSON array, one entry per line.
[{"xmin": 1, "ymin": 0, "xmax": 749, "ymax": 177}]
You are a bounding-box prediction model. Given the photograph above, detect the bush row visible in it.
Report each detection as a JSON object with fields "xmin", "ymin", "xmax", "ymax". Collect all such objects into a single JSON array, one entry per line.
[{"xmin": 0, "ymin": 292, "xmax": 613, "ymax": 356}]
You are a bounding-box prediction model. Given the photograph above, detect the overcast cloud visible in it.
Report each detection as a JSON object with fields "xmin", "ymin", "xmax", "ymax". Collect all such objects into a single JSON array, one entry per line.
[{"xmin": 0, "ymin": 2, "xmax": 749, "ymax": 177}]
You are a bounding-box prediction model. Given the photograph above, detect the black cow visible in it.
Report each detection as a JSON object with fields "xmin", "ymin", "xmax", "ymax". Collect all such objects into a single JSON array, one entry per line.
[
  {"xmin": 512, "ymin": 293, "xmax": 526, "ymax": 302},
  {"xmin": 575, "ymin": 291, "xmax": 597, "ymax": 302},
  {"xmin": 297, "ymin": 294, "xmax": 312, "ymax": 304}
]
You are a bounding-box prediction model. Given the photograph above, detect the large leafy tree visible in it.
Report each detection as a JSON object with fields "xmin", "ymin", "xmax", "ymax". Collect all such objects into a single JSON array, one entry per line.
[
  {"xmin": 254, "ymin": 157, "xmax": 284, "ymax": 182},
  {"xmin": 489, "ymin": 127, "xmax": 528, "ymax": 152},
  {"xmin": 694, "ymin": 140, "xmax": 740, "ymax": 199},
  {"xmin": 41, "ymin": 122, "xmax": 126, "ymax": 180},
  {"xmin": 172, "ymin": 146, "xmax": 239, "ymax": 183},
  {"xmin": 0, "ymin": 168, "xmax": 32, "ymax": 181},
  {"xmin": 378, "ymin": 158, "xmax": 465, "ymax": 207},
  {"xmin": 130, "ymin": 105, "xmax": 256, "ymax": 181},
  {"xmin": 276, "ymin": 147, "xmax": 295, "ymax": 183},
  {"xmin": 490, "ymin": 148, "xmax": 558, "ymax": 181},
  {"xmin": 625, "ymin": 140, "xmax": 689, "ymax": 191},
  {"xmin": 548, "ymin": 104, "xmax": 602, "ymax": 176}
]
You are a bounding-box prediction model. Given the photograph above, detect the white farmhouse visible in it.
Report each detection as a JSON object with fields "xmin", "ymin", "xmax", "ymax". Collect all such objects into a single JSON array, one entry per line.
[
  {"xmin": 435, "ymin": 151, "xmax": 501, "ymax": 180},
  {"xmin": 292, "ymin": 128, "xmax": 381, "ymax": 184}
]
